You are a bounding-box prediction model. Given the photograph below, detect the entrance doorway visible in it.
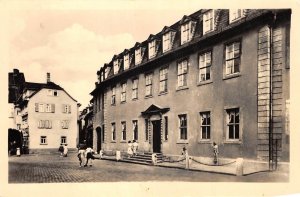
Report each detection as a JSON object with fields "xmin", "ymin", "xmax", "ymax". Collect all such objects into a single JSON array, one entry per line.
[
  {"xmin": 152, "ymin": 120, "xmax": 161, "ymax": 153},
  {"xmin": 96, "ymin": 127, "xmax": 101, "ymax": 152}
]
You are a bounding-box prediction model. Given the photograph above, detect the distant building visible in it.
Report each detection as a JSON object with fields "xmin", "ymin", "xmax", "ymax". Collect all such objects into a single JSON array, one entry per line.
[
  {"xmin": 8, "ymin": 70, "xmax": 79, "ymax": 153},
  {"xmin": 91, "ymin": 9, "xmax": 290, "ymax": 162},
  {"xmin": 78, "ymin": 103, "xmax": 94, "ymax": 148}
]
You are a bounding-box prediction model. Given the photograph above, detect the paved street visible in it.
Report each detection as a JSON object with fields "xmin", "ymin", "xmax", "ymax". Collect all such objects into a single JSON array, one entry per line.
[{"xmin": 9, "ymin": 152, "xmax": 288, "ymax": 183}]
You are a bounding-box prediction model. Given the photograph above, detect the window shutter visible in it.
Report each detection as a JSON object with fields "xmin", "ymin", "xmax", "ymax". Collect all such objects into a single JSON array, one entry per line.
[
  {"xmin": 190, "ymin": 21, "xmax": 197, "ymax": 39},
  {"xmin": 155, "ymin": 40, "xmax": 161, "ymax": 57},
  {"xmin": 69, "ymin": 105, "xmax": 71, "ymax": 114},
  {"xmin": 35, "ymin": 103, "xmax": 39, "ymax": 112},
  {"xmin": 171, "ymin": 31, "xmax": 176, "ymax": 49},
  {"xmin": 49, "ymin": 120, "xmax": 52, "ymax": 129},
  {"xmin": 51, "ymin": 104, "xmax": 55, "ymax": 113},
  {"xmin": 141, "ymin": 47, "xmax": 146, "ymax": 61}
]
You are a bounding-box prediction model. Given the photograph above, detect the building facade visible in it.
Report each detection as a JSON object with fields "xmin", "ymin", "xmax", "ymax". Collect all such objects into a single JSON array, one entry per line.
[
  {"xmin": 9, "ymin": 71, "xmax": 79, "ymax": 153},
  {"xmin": 91, "ymin": 9, "xmax": 290, "ymax": 161}
]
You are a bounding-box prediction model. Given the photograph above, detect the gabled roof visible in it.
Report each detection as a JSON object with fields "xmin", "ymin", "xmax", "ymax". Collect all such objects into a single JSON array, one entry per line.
[
  {"xmin": 134, "ymin": 42, "xmax": 141, "ymax": 48},
  {"xmin": 161, "ymin": 26, "xmax": 176, "ymax": 34},
  {"xmin": 179, "ymin": 15, "xmax": 197, "ymax": 25},
  {"xmin": 147, "ymin": 34, "xmax": 157, "ymax": 41}
]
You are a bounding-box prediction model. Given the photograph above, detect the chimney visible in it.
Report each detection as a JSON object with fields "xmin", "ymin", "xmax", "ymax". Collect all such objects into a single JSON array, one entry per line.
[{"xmin": 47, "ymin": 72, "xmax": 51, "ymax": 83}]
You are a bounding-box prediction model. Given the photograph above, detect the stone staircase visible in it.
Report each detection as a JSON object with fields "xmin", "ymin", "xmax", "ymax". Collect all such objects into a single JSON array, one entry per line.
[{"xmin": 122, "ymin": 152, "xmax": 164, "ymax": 165}]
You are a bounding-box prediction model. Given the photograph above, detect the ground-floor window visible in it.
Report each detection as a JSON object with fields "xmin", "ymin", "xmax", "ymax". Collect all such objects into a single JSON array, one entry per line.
[
  {"xmin": 61, "ymin": 136, "xmax": 67, "ymax": 144},
  {"xmin": 121, "ymin": 121, "xmax": 126, "ymax": 141},
  {"xmin": 179, "ymin": 114, "xmax": 187, "ymax": 140},
  {"xmin": 133, "ymin": 120, "xmax": 138, "ymax": 140},
  {"xmin": 200, "ymin": 111, "xmax": 211, "ymax": 140},
  {"xmin": 40, "ymin": 136, "xmax": 47, "ymax": 145},
  {"xmin": 226, "ymin": 108, "xmax": 240, "ymax": 140},
  {"xmin": 111, "ymin": 123, "xmax": 116, "ymax": 141}
]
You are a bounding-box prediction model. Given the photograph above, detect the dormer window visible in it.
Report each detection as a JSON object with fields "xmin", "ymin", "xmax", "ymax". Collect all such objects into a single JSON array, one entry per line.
[
  {"xmin": 203, "ymin": 10, "xmax": 214, "ymax": 34},
  {"xmin": 105, "ymin": 67, "xmax": 110, "ymax": 79},
  {"xmin": 124, "ymin": 54, "xmax": 130, "ymax": 70},
  {"xmin": 229, "ymin": 9, "xmax": 245, "ymax": 23},
  {"xmin": 163, "ymin": 31, "xmax": 176, "ymax": 53},
  {"xmin": 135, "ymin": 47, "xmax": 142, "ymax": 65},
  {"xmin": 113, "ymin": 59, "xmax": 120, "ymax": 75},
  {"xmin": 148, "ymin": 40, "xmax": 156, "ymax": 59},
  {"xmin": 181, "ymin": 21, "xmax": 196, "ymax": 45}
]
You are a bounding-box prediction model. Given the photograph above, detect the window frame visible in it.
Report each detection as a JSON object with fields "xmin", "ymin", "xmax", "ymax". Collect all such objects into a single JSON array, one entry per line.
[
  {"xmin": 162, "ymin": 32, "xmax": 171, "ymax": 53},
  {"xmin": 61, "ymin": 136, "xmax": 67, "ymax": 144},
  {"xmin": 135, "ymin": 47, "xmax": 142, "ymax": 65},
  {"xmin": 198, "ymin": 50, "xmax": 212, "ymax": 83},
  {"xmin": 133, "ymin": 120, "xmax": 138, "ymax": 141},
  {"xmin": 203, "ymin": 10, "xmax": 214, "ymax": 34},
  {"xmin": 225, "ymin": 108, "xmax": 241, "ymax": 142},
  {"xmin": 199, "ymin": 111, "xmax": 211, "ymax": 141},
  {"xmin": 177, "ymin": 59, "xmax": 189, "ymax": 89},
  {"xmin": 178, "ymin": 114, "xmax": 188, "ymax": 141},
  {"xmin": 113, "ymin": 59, "xmax": 119, "ymax": 75},
  {"xmin": 111, "ymin": 122, "xmax": 116, "ymax": 142},
  {"xmin": 132, "ymin": 78, "xmax": 138, "ymax": 100},
  {"xmin": 159, "ymin": 67, "xmax": 168, "ymax": 93},
  {"xmin": 124, "ymin": 53, "xmax": 130, "ymax": 70},
  {"xmin": 224, "ymin": 41, "xmax": 242, "ymax": 77},
  {"xmin": 229, "ymin": 9, "xmax": 245, "ymax": 23},
  {"xmin": 181, "ymin": 22, "xmax": 190, "ymax": 45},
  {"xmin": 111, "ymin": 86, "xmax": 116, "ymax": 105},
  {"xmin": 148, "ymin": 40, "xmax": 156, "ymax": 59},
  {"xmin": 120, "ymin": 82, "xmax": 127, "ymax": 103},
  {"xmin": 145, "ymin": 73, "xmax": 153, "ymax": 97},
  {"xmin": 121, "ymin": 121, "xmax": 126, "ymax": 141},
  {"xmin": 40, "ymin": 136, "xmax": 47, "ymax": 145}
]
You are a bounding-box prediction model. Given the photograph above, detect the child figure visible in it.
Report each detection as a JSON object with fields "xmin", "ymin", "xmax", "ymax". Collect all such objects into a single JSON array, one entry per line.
[
  {"xmin": 84, "ymin": 146, "xmax": 94, "ymax": 167},
  {"xmin": 78, "ymin": 148, "xmax": 85, "ymax": 167},
  {"xmin": 127, "ymin": 141, "xmax": 133, "ymax": 158},
  {"xmin": 132, "ymin": 140, "xmax": 138, "ymax": 156}
]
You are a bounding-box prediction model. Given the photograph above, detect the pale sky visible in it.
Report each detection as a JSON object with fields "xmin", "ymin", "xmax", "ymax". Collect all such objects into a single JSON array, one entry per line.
[{"xmin": 5, "ymin": 1, "xmax": 202, "ymax": 109}]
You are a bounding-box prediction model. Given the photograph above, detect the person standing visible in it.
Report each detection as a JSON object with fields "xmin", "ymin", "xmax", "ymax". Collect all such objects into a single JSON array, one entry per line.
[
  {"xmin": 78, "ymin": 148, "xmax": 85, "ymax": 167},
  {"xmin": 84, "ymin": 146, "xmax": 94, "ymax": 167},
  {"xmin": 127, "ymin": 141, "xmax": 133, "ymax": 158},
  {"xmin": 132, "ymin": 140, "xmax": 138, "ymax": 156},
  {"xmin": 63, "ymin": 144, "xmax": 68, "ymax": 157},
  {"xmin": 58, "ymin": 144, "xmax": 64, "ymax": 157}
]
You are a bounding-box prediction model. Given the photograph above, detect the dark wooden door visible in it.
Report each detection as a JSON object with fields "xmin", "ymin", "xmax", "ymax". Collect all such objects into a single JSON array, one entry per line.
[{"xmin": 152, "ymin": 120, "xmax": 161, "ymax": 153}]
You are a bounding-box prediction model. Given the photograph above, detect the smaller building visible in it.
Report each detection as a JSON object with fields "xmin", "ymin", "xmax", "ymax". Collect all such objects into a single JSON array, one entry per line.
[
  {"xmin": 78, "ymin": 103, "xmax": 94, "ymax": 148},
  {"xmin": 9, "ymin": 70, "xmax": 79, "ymax": 153}
]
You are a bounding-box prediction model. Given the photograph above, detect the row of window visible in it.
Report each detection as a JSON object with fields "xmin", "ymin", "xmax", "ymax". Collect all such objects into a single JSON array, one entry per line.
[
  {"xmin": 35, "ymin": 103, "xmax": 71, "ymax": 113},
  {"xmin": 108, "ymin": 108, "xmax": 240, "ymax": 142},
  {"xmin": 99, "ymin": 9, "xmax": 245, "ymax": 81},
  {"xmin": 37, "ymin": 120, "xmax": 70, "ymax": 129},
  {"xmin": 110, "ymin": 41, "xmax": 241, "ymax": 104},
  {"xmin": 40, "ymin": 136, "xmax": 67, "ymax": 145}
]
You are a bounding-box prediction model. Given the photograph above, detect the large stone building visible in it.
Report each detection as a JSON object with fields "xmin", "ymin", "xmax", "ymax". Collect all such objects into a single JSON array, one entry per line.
[
  {"xmin": 8, "ymin": 70, "xmax": 79, "ymax": 153},
  {"xmin": 91, "ymin": 9, "xmax": 290, "ymax": 162}
]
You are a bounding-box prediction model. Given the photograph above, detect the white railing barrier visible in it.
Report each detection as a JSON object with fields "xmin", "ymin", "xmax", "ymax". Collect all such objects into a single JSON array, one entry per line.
[
  {"xmin": 152, "ymin": 153, "xmax": 157, "ymax": 165},
  {"xmin": 116, "ymin": 151, "xmax": 121, "ymax": 161},
  {"xmin": 99, "ymin": 150, "xmax": 103, "ymax": 159}
]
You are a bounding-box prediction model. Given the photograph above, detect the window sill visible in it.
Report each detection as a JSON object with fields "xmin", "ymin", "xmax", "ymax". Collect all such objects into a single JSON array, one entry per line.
[
  {"xmin": 40, "ymin": 144, "xmax": 48, "ymax": 145},
  {"xmin": 111, "ymin": 103, "xmax": 116, "ymax": 106},
  {"xmin": 223, "ymin": 73, "xmax": 241, "ymax": 80},
  {"xmin": 145, "ymin": 95, "xmax": 153, "ymax": 99},
  {"xmin": 111, "ymin": 141, "xmax": 116, "ymax": 143},
  {"xmin": 197, "ymin": 80, "xmax": 213, "ymax": 86},
  {"xmin": 158, "ymin": 91, "xmax": 168, "ymax": 96},
  {"xmin": 176, "ymin": 86, "xmax": 189, "ymax": 92},
  {"xmin": 132, "ymin": 98, "xmax": 138, "ymax": 101},
  {"xmin": 224, "ymin": 140, "xmax": 242, "ymax": 144},
  {"xmin": 176, "ymin": 140, "xmax": 188, "ymax": 144},
  {"xmin": 120, "ymin": 141, "xmax": 127, "ymax": 143},
  {"xmin": 198, "ymin": 140, "xmax": 212, "ymax": 144},
  {"xmin": 120, "ymin": 101, "xmax": 126, "ymax": 104}
]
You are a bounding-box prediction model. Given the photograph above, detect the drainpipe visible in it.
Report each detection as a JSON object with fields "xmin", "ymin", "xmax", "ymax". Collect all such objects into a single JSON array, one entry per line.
[{"xmin": 269, "ymin": 12, "xmax": 277, "ymax": 171}]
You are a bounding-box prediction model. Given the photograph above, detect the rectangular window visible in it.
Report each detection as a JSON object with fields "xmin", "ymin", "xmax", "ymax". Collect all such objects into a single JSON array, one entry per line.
[
  {"xmin": 105, "ymin": 67, "xmax": 110, "ymax": 79},
  {"xmin": 145, "ymin": 119, "xmax": 149, "ymax": 141},
  {"xmin": 229, "ymin": 9, "xmax": 244, "ymax": 23},
  {"xmin": 226, "ymin": 108, "xmax": 240, "ymax": 140},
  {"xmin": 121, "ymin": 121, "xmax": 126, "ymax": 141},
  {"xmin": 159, "ymin": 67, "xmax": 168, "ymax": 93},
  {"xmin": 135, "ymin": 48, "xmax": 142, "ymax": 65},
  {"xmin": 62, "ymin": 104, "xmax": 71, "ymax": 113},
  {"xmin": 113, "ymin": 60, "xmax": 119, "ymax": 75},
  {"xmin": 181, "ymin": 22, "xmax": 190, "ymax": 44},
  {"xmin": 121, "ymin": 82, "xmax": 127, "ymax": 102},
  {"xmin": 133, "ymin": 120, "xmax": 138, "ymax": 140},
  {"xmin": 61, "ymin": 120, "xmax": 69, "ymax": 129},
  {"xmin": 132, "ymin": 79, "xmax": 138, "ymax": 100},
  {"xmin": 179, "ymin": 114, "xmax": 187, "ymax": 140},
  {"xmin": 111, "ymin": 123, "xmax": 116, "ymax": 141},
  {"xmin": 124, "ymin": 54, "xmax": 130, "ymax": 70},
  {"xmin": 164, "ymin": 116, "xmax": 168, "ymax": 141},
  {"xmin": 38, "ymin": 120, "xmax": 52, "ymax": 129},
  {"xmin": 145, "ymin": 73, "xmax": 153, "ymax": 96},
  {"xmin": 47, "ymin": 90, "xmax": 58, "ymax": 96},
  {"xmin": 199, "ymin": 51, "xmax": 212, "ymax": 82},
  {"xmin": 45, "ymin": 104, "xmax": 52, "ymax": 113},
  {"xmin": 39, "ymin": 103, "xmax": 44, "ymax": 112},
  {"xmin": 225, "ymin": 42, "xmax": 241, "ymax": 75},
  {"xmin": 177, "ymin": 60, "xmax": 188, "ymax": 88},
  {"xmin": 203, "ymin": 10, "xmax": 214, "ymax": 34},
  {"xmin": 111, "ymin": 86, "xmax": 116, "ymax": 105},
  {"xmin": 149, "ymin": 40, "xmax": 156, "ymax": 59},
  {"xmin": 61, "ymin": 136, "xmax": 67, "ymax": 144},
  {"xmin": 163, "ymin": 32, "xmax": 171, "ymax": 52},
  {"xmin": 200, "ymin": 112, "xmax": 211, "ymax": 140},
  {"xmin": 40, "ymin": 136, "xmax": 47, "ymax": 144}
]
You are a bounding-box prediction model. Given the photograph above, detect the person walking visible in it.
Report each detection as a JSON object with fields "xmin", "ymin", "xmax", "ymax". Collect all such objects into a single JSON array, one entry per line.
[
  {"xmin": 78, "ymin": 148, "xmax": 85, "ymax": 167},
  {"xmin": 58, "ymin": 144, "xmax": 64, "ymax": 157},
  {"xmin": 132, "ymin": 140, "xmax": 138, "ymax": 156},
  {"xmin": 63, "ymin": 144, "xmax": 68, "ymax": 157},
  {"xmin": 127, "ymin": 141, "xmax": 133, "ymax": 158},
  {"xmin": 84, "ymin": 146, "xmax": 95, "ymax": 167}
]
